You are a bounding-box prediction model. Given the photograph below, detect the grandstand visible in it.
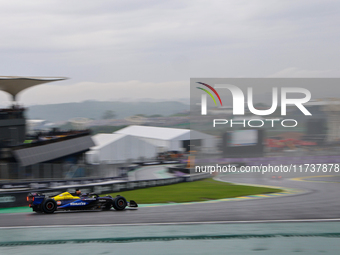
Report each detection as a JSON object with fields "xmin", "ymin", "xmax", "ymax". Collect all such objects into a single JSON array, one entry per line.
[{"xmin": 0, "ymin": 77, "xmax": 94, "ymax": 168}]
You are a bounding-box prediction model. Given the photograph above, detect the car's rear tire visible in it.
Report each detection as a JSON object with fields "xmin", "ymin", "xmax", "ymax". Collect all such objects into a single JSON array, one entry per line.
[
  {"xmin": 42, "ymin": 199, "xmax": 57, "ymax": 214},
  {"xmin": 112, "ymin": 196, "xmax": 127, "ymax": 211},
  {"xmin": 32, "ymin": 205, "xmax": 42, "ymax": 213}
]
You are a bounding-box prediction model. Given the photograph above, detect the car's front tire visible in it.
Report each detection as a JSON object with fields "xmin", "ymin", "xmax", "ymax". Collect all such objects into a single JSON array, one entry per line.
[
  {"xmin": 42, "ymin": 199, "xmax": 57, "ymax": 214},
  {"xmin": 112, "ymin": 196, "xmax": 127, "ymax": 211}
]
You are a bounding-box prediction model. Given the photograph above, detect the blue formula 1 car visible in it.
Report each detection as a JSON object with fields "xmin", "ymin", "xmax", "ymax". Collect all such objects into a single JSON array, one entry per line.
[{"xmin": 27, "ymin": 192, "xmax": 138, "ymax": 214}]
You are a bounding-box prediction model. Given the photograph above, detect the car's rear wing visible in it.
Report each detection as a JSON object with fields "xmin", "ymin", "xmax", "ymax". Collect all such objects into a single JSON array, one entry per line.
[{"xmin": 27, "ymin": 192, "xmax": 45, "ymax": 205}]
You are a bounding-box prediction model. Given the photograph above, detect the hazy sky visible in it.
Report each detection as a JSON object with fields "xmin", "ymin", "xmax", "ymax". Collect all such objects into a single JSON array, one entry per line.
[{"xmin": 0, "ymin": 0, "xmax": 339, "ymax": 105}]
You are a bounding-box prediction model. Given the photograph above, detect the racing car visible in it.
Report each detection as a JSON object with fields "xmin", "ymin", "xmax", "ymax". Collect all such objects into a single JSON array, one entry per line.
[{"xmin": 27, "ymin": 191, "xmax": 138, "ymax": 214}]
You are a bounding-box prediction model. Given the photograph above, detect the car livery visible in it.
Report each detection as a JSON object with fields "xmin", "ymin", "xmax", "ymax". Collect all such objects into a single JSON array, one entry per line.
[{"xmin": 27, "ymin": 192, "xmax": 137, "ymax": 214}]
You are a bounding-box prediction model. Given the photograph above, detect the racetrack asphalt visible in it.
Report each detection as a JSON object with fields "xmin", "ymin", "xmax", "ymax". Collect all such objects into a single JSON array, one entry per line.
[{"xmin": 0, "ymin": 170, "xmax": 339, "ymax": 227}]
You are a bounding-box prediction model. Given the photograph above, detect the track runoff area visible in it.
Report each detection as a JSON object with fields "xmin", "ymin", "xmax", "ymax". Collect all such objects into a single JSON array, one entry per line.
[{"xmin": 0, "ymin": 163, "xmax": 339, "ymax": 227}]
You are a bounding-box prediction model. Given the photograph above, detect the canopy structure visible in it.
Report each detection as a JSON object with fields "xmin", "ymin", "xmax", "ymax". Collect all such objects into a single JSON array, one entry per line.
[
  {"xmin": 0, "ymin": 76, "xmax": 67, "ymax": 101},
  {"xmin": 86, "ymin": 133, "xmax": 158, "ymax": 164},
  {"xmin": 115, "ymin": 125, "xmax": 217, "ymax": 152}
]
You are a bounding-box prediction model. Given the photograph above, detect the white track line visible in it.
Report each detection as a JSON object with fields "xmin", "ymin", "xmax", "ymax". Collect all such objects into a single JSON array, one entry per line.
[
  {"xmin": 1, "ymin": 218, "xmax": 340, "ymax": 229},
  {"xmin": 214, "ymin": 175, "xmax": 310, "ymax": 195}
]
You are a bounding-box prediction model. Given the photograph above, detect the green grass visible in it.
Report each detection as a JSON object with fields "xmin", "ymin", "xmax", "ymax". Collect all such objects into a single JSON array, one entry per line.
[
  {"xmin": 0, "ymin": 206, "xmax": 31, "ymax": 214},
  {"xmin": 106, "ymin": 179, "xmax": 282, "ymax": 204}
]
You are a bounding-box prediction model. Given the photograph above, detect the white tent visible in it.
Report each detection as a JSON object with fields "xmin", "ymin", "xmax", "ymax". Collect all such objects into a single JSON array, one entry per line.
[
  {"xmin": 115, "ymin": 125, "xmax": 216, "ymax": 152},
  {"xmin": 86, "ymin": 133, "xmax": 157, "ymax": 164}
]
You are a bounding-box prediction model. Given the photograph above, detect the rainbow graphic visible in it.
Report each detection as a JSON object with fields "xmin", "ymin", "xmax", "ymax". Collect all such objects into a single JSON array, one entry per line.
[{"xmin": 196, "ymin": 82, "xmax": 223, "ymax": 106}]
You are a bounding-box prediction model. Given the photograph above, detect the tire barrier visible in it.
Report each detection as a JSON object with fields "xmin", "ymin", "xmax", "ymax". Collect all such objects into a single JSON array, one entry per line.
[
  {"xmin": 168, "ymin": 166, "xmax": 191, "ymax": 174},
  {"xmin": 0, "ymin": 176, "xmax": 121, "ymax": 190}
]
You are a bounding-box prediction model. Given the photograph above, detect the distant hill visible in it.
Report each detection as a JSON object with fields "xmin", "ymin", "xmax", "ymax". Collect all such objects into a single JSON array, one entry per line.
[{"xmin": 26, "ymin": 101, "xmax": 189, "ymax": 122}]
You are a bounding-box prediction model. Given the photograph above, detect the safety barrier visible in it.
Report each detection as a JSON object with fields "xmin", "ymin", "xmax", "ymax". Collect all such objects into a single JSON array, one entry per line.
[{"xmin": 0, "ymin": 172, "xmax": 210, "ymax": 208}]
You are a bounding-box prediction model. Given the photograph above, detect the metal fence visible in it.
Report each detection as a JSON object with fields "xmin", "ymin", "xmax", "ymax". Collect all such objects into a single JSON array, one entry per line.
[{"xmin": 0, "ymin": 163, "xmax": 122, "ymax": 181}]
